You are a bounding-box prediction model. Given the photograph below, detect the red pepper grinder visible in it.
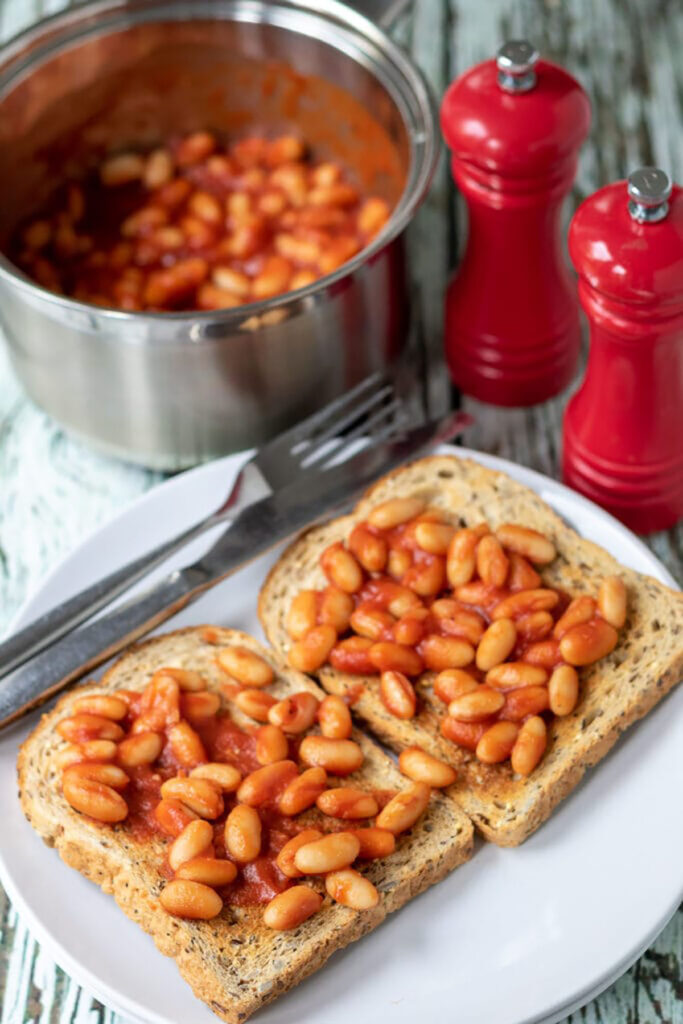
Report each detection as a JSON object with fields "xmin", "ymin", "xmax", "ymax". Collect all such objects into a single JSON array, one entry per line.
[
  {"xmin": 440, "ymin": 41, "xmax": 591, "ymax": 405},
  {"xmin": 563, "ymin": 168, "xmax": 683, "ymax": 533}
]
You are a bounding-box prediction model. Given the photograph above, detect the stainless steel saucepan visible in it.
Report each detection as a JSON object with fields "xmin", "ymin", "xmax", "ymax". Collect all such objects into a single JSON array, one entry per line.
[{"xmin": 0, "ymin": 0, "xmax": 438, "ymax": 469}]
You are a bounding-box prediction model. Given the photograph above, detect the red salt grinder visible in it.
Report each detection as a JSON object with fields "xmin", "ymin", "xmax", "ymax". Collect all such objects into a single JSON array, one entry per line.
[
  {"xmin": 563, "ymin": 168, "xmax": 683, "ymax": 533},
  {"xmin": 440, "ymin": 41, "xmax": 591, "ymax": 405}
]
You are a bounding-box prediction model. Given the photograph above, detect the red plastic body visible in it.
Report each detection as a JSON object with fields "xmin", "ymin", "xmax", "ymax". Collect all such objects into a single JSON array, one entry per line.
[
  {"xmin": 563, "ymin": 183, "xmax": 683, "ymax": 533},
  {"xmin": 440, "ymin": 59, "xmax": 590, "ymax": 406}
]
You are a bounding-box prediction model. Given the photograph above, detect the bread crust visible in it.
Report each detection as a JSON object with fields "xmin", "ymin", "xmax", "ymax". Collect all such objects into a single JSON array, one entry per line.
[
  {"xmin": 18, "ymin": 626, "xmax": 473, "ymax": 1022},
  {"xmin": 259, "ymin": 455, "xmax": 683, "ymax": 846}
]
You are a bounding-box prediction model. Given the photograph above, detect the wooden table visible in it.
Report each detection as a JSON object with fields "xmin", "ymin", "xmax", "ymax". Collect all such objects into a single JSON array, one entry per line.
[{"xmin": 0, "ymin": 1, "xmax": 680, "ymax": 1021}]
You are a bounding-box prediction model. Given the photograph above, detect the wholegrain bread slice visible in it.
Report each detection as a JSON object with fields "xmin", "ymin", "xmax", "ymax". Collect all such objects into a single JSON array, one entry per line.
[
  {"xmin": 259, "ymin": 455, "xmax": 683, "ymax": 846},
  {"xmin": 18, "ymin": 626, "xmax": 473, "ymax": 1023}
]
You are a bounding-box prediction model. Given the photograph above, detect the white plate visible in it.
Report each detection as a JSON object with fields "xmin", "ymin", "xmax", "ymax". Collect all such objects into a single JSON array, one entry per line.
[{"xmin": 1, "ymin": 446, "xmax": 681, "ymax": 1024}]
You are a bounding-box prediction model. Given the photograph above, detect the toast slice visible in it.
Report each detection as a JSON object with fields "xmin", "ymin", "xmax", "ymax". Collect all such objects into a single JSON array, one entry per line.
[
  {"xmin": 18, "ymin": 626, "xmax": 473, "ymax": 1023},
  {"xmin": 259, "ymin": 455, "xmax": 683, "ymax": 846}
]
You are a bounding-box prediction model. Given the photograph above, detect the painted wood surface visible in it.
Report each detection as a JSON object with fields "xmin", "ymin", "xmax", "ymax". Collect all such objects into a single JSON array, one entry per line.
[{"xmin": 0, "ymin": 0, "xmax": 680, "ymax": 1021}]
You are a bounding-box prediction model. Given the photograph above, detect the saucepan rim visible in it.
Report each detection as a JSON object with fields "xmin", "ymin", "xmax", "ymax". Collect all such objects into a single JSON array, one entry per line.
[{"xmin": 0, "ymin": 0, "xmax": 439, "ymax": 332}]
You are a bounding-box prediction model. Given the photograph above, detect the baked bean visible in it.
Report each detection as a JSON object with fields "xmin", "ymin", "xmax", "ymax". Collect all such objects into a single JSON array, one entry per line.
[
  {"xmin": 446, "ymin": 528, "xmax": 480, "ymax": 587},
  {"xmin": 309, "ymin": 183, "xmax": 358, "ymax": 207},
  {"xmin": 318, "ymin": 586, "xmax": 355, "ymax": 632},
  {"xmin": 154, "ymin": 799, "xmax": 198, "ymax": 837},
  {"xmin": 276, "ymin": 829, "xmax": 324, "ymax": 878},
  {"xmin": 367, "ymin": 497, "xmax": 425, "ymax": 530},
  {"xmin": 225, "ymin": 804, "xmax": 262, "ymax": 862},
  {"xmin": 121, "ymin": 205, "xmax": 167, "ymax": 237},
  {"xmin": 441, "ymin": 716, "xmax": 488, "ymax": 751},
  {"xmin": 160, "ymin": 777, "xmax": 224, "ymax": 819},
  {"xmin": 448, "ymin": 686, "xmax": 505, "ymax": 722},
  {"xmin": 485, "ymin": 662, "xmax": 548, "ymax": 690},
  {"xmin": 379, "ymin": 670, "xmax": 417, "ymax": 719},
  {"xmin": 326, "ymin": 869, "xmax": 379, "ymax": 910},
  {"xmin": 492, "ymin": 589, "xmax": 560, "ymax": 620},
  {"xmin": 115, "ymin": 731, "xmax": 161, "ymax": 770},
  {"xmin": 316, "ymin": 787, "xmax": 379, "ymax": 819},
  {"xmin": 168, "ymin": 819, "xmax": 214, "ymax": 871},
  {"xmin": 263, "ymin": 885, "xmax": 322, "ymax": 930},
  {"xmin": 176, "ymin": 858, "xmax": 238, "ymax": 887},
  {"xmin": 598, "ymin": 576, "xmax": 627, "ymax": 629},
  {"xmin": 372, "ymin": 581, "xmax": 423, "ymax": 618},
  {"xmin": 433, "ymin": 669, "xmax": 478, "ymax": 704},
  {"xmin": 320, "ymin": 543, "xmax": 364, "ymax": 593},
  {"xmin": 217, "ymin": 646, "xmax": 274, "ymax": 688},
  {"xmin": 72, "ymin": 695, "xmax": 128, "ymax": 721},
  {"xmin": 348, "ymin": 524, "xmax": 388, "ymax": 572},
  {"xmin": 516, "ymin": 611, "xmax": 554, "ymax": 642},
  {"xmin": 62, "ymin": 772, "xmax": 128, "ymax": 823},
  {"xmin": 63, "ymin": 762, "xmax": 129, "ymax": 790},
  {"xmin": 500, "ymin": 685, "xmax": 549, "ymax": 721},
  {"xmin": 237, "ymin": 760, "xmax": 298, "ymax": 807},
  {"xmin": 403, "ymin": 556, "xmax": 446, "ymax": 597},
  {"xmin": 143, "ymin": 257, "xmax": 208, "ymax": 306},
  {"xmin": 23, "ymin": 219, "xmax": 52, "ymax": 249},
  {"xmin": 160, "ymin": 879, "xmax": 222, "ymax": 920},
  {"xmin": 135, "ymin": 673, "xmax": 180, "ymax": 731},
  {"xmin": 252, "ymin": 255, "xmax": 293, "ymax": 299},
  {"xmin": 298, "ymin": 736, "xmax": 364, "ymax": 776},
  {"xmin": 476, "ymin": 618, "xmax": 517, "ymax": 671},
  {"xmin": 434, "ymin": 604, "xmax": 487, "ymax": 646},
  {"xmin": 455, "ymin": 581, "xmax": 506, "ymax": 608},
  {"xmin": 352, "ymin": 827, "xmax": 396, "ymax": 860},
  {"xmin": 57, "ymin": 714, "xmax": 124, "ymax": 743},
  {"xmin": 495, "ymin": 524, "xmax": 556, "ymax": 565},
  {"xmin": 311, "ymin": 162, "xmax": 341, "ymax": 188},
  {"xmin": 168, "ymin": 720, "xmax": 207, "ymax": 768},
  {"xmin": 522, "ymin": 639, "xmax": 564, "ymax": 668},
  {"xmin": 188, "ymin": 190, "xmax": 223, "ymax": 224},
  {"xmin": 329, "ymin": 636, "xmax": 375, "ymax": 675},
  {"xmin": 398, "ymin": 747, "xmax": 456, "ymax": 787},
  {"xmin": 275, "ymin": 233, "xmax": 320, "ymax": 263},
  {"xmin": 255, "ymin": 724, "xmax": 289, "ymax": 765},
  {"xmin": 318, "ymin": 695, "xmax": 352, "ymax": 739},
  {"xmin": 421, "ymin": 634, "xmax": 475, "ymax": 671},
  {"xmin": 553, "ymin": 596, "xmax": 597, "ymax": 639},
  {"xmin": 57, "ymin": 739, "xmax": 117, "ymax": 769},
  {"xmin": 548, "ymin": 664, "xmax": 580, "ymax": 716},
  {"xmin": 510, "ymin": 716, "xmax": 547, "ymax": 776},
  {"xmin": 476, "ymin": 721, "xmax": 519, "ymax": 764},
  {"xmin": 175, "ymin": 131, "xmax": 216, "ymax": 166},
  {"xmin": 476, "ymin": 535, "xmax": 509, "ymax": 587},
  {"xmin": 376, "ymin": 782, "xmax": 431, "ymax": 835},
  {"xmin": 234, "ymin": 688, "xmax": 277, "ymax": 722},
  {"xmin": 190, "ymin": 762, "xmax": 242, "ymax": 792},
  {"xmin": 287, "ymin": 590, "xmax": 319, "ymax": 641},
  {"xmin": 350, "ymin": 605, "xmax": 395, "ymax": 640},
  {"xmin": 288, "ymin": 624, "xmax": 337, "ymax": 673},
  {"xmin": 143, "ymin": 148, "xmax": 174, "ymax": 189},
  {"xmin": 560, "ymin": 617, "xmax": 619, "ymax": 666},
  {"xmin": 211, "ymin": 265, "xmax": 250, "ymax": 297},
  {"xmin": 393, "ymin": 612, "xmax": 428, "ymax": 646},
  {"xmin": 155, "ymin": 177, "xmax": 192, "ymax": 208},
  {"xmin": 100, "ymin": 153, "xmax": 145, "ymax": 186},
  {"xmin": 157, "ymin": 667, "xmax": 207, "ymax": 692},
  {"xmin": 387, "ymin": 546, "xmax": 412, "ymax": 580},
  {"xmin": 507, "ymin": 552, "xmax": 542, "ymax": 591},
  {"xmin": 369, "ymin": 642, "xmax": 423, "ymax": 676},
  {"xmin": 293, "ymin": 831, "xmax": 361, "ymax": 874},
  {"xmin": 268, "ymin": 692, "xmax": 320, "ymax": 734},
  {"xmin": 414, "ymin": 521, "xmax": 455, "ymax": 555},
  {"xmin": 180, "ymin": 691, "xmax": 221, "ymax": 725},
  {"xmin": 357, "ymin": 197, "xmax": 391, "ymax": 237},
  {"xmin": 278, "ymin": 766, "xmax": 328, "ymax": 815}
]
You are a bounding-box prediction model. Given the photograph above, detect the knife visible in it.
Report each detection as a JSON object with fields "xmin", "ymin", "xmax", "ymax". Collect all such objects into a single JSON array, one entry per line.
[{"xmin": 0, "ymin": 411, "xmax": 466, "ymax": 729}]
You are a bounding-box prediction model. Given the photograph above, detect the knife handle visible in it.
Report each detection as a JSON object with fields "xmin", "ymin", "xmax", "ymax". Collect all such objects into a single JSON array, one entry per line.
[{"xmin": 0, "ymin": 566, "xmax": 209, "ymax": 729}]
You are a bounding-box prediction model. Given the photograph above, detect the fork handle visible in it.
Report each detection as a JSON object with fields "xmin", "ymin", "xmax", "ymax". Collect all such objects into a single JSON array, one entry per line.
[
  {"xmin": 0, "ymin": 514, "xmax": 220, "ymax": 681},
  {"xmin": 0, "ymin": 565, "xmax": 215, "ymax": 729}
]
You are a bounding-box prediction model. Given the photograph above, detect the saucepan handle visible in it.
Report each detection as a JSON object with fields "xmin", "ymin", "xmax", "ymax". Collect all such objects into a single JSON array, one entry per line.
[{"xmin": 347, "ymin": 0, "xmax": 412, "ymax": 30}]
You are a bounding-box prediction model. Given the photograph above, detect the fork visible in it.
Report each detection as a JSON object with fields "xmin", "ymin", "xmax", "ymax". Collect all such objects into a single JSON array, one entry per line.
[{"xmin": 0, "ymin": 366, "xmax": 418, "ymax": 680}]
